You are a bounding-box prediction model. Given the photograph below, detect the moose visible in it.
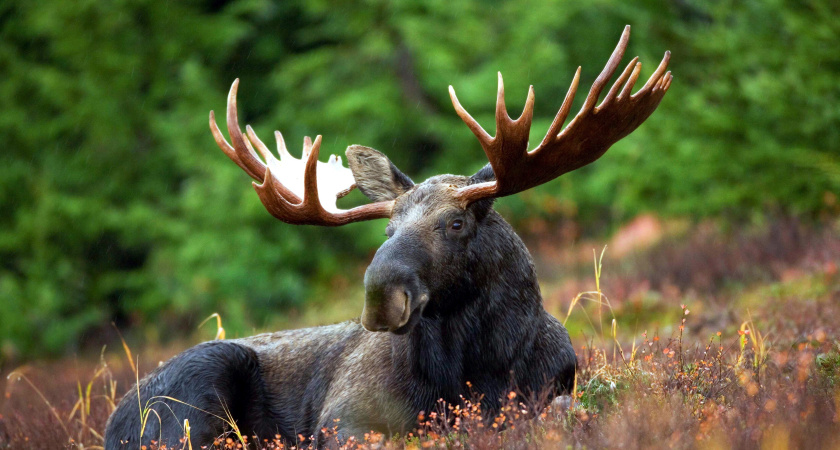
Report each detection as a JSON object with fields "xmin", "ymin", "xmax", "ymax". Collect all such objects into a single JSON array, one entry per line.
[{"xmin": 105, "ymin": 25, "xmax": 671, "ymax": 448}]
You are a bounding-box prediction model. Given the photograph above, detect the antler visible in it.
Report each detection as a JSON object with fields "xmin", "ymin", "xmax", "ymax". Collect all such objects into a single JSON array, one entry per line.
[
  {"xmin": 209, "ymin": 79, "xmax": 393, "ymax": 226},
  {"xmin": 449, "ymin": 25, "xmax": 673, "ymax": 206}
]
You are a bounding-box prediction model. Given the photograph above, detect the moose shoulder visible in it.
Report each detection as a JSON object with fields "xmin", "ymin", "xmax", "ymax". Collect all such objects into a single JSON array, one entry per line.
[{"xmin": 105, "ymin": 25, "xmax": 671, "ymax": 448}]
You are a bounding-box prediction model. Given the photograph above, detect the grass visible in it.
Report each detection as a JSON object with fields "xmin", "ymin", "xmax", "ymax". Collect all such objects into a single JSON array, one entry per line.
[{"xmin": 1, "ymin": 216, "xmax": 839, "ymax": 449}]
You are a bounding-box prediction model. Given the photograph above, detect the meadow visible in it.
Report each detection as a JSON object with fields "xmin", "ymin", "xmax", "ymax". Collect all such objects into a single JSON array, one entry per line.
[{"xmin": 2, "ymin": 215, "xmax": 838, "ymax": 449}]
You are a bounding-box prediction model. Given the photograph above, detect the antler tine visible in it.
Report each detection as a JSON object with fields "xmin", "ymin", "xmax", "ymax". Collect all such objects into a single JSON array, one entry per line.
[
  {"xmin": 634, "ymin": 50, "xmax": 671, "ymax": 98},
  {"xmin": 600, "ymin": 57, "xmax": 640, "ymax": 109},
  {"xmin": 211, "ymin": 80, "xmax": 394, "ymax": 226},
  {"xmin": 246, "ymin": 124, "xmax": 274, "ymax": 162},
  {"xmin": 210, "ymin": 111, "xmax": 237, "ymax": 165},
  {"xmin": 448, "ymin": 86, "xmax": 493, "ymax": 149},
  {"xmin": 210, "ymin": 110, "xmax": 260, "ymax": 182},
  {"xmin": 618, "ymin": 62, "xmax": 643, "ymax": 99},
  {"xmin": 226, "ymin": 79, "xmax": 268, "ymax": 181},
  {"xmin": 542, "ymin": 67, "xmax": 581, "ymax": 146},
  {"xmin": 303, "ymin": 136, "xmax": 314, "ymax": 159},
  {"xmin": 521, "ymin": 85, "xmax": 536, "ymax": 124},
  {"xmin": 494, "ymin": 72, "xmax": 508, "ymax": 124},
  {"xmin": 274, "ymin": 131, "xmax": 293, "ymax": 160},
  {"xmin": 454, "ymin": 25, "xmax": 672, "ymax": 206},
  {"xmin": 580, "ymin": 25, "xmax": 631, "ymax": 115},
  {"xmin": 302, "ymin": 135, "xmax": 323, "ymax": 206}
]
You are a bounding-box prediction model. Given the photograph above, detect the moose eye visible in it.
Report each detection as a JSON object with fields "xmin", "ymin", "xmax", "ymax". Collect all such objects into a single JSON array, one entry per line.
[{"xmin": 450, "ymin": 219, "xmax": 464, "ymax": 231}]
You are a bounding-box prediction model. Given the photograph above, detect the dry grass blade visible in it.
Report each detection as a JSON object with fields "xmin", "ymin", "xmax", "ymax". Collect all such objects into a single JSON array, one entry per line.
[
  {"xmin": 198, "ymin": 313, "xmax": 226, "ymax": 340},
  {"xmin": 112, "ymin": 325, "xmax": 136, "ymax": 375}
]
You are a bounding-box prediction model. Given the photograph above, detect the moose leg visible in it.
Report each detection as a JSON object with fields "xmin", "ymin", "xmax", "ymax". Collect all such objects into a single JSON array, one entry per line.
[{"xmin": 105, "ymin": 341, "xmax": 273, "ymax": 449}]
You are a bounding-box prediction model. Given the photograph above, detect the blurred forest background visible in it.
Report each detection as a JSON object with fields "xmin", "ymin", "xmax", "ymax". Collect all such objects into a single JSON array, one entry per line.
[{"xmin": 0, "ymin": 0, "xmax": 838, "ymax": 366}]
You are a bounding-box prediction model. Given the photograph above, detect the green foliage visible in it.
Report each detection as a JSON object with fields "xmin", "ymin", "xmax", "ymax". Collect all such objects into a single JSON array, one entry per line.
[
  {"xmin": 815, "ymin": 342, "xmax": 840, "ymax": 387},
  {"xmin": 576, "ymin": 376, "xmax": 625, "ymax": 413},
  {"xmin": 0, "ymin": 0, "xmax": 837, "ymax": 360}
]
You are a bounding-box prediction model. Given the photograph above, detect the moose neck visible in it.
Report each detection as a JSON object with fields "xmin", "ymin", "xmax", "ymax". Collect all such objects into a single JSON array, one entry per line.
[{"xmin": 397, "ymin": 210, "xmax": 543, "ymax": 400}]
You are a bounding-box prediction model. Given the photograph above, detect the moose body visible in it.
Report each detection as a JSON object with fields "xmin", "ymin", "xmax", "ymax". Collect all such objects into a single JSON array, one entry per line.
[
  {"xmin": 105, "ymin": 26, "xmax": 671, "ymax": 448},
  {"xmin": 105, "ymin": 175, "xmax": 576, "ymax": 447}
]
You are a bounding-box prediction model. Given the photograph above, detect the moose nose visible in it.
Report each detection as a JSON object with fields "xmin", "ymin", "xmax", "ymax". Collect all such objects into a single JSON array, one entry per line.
[
  {"xmin": 362, "ymin": 232, "xmax": 431, "ymax": 333},
  {"xmin": 361, "ymin": 285, "xmax": 412, "ymax": 332}
]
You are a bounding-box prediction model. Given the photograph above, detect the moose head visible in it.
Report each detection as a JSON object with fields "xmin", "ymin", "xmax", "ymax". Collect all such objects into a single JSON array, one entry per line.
[{"xmin": 210, "ymin": 25, "xmax": 671, "ymax": 334}]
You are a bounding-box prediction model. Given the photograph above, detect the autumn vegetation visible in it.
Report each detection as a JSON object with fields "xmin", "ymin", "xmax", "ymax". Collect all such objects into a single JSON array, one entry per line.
[{"xmin": 2, "ymin": 217, "xmax": 838, "ymax": 449}]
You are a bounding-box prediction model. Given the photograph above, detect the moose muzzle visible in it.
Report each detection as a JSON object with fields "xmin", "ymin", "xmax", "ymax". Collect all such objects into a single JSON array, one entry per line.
[{"xmin": 362, "ymin": 236, "xmax": 430, "ymax": 333}]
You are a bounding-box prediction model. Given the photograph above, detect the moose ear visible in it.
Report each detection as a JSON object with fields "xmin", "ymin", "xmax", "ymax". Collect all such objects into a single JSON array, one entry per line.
[
  {"xmin": 468, "ymin": 163, "xmax": 496, "ymax": 221},
  {"xmin": 346, "ymin": 145, "xmax": 414, "ymax": 202},
  {"xmin": 470, "ymin": 163, "xmax": 496, "ymax": 184}
]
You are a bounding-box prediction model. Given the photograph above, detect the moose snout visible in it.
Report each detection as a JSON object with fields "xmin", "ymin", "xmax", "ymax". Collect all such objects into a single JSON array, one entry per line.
[
  {"xmin": 362, "ymin": 233, "xmax": 431, "ymax": 333},
  {"xmin": 362, "ymin": 254, "xmax": 429, "ymax": 333},
  {"xmin": 361, "ymin": 284, "xmax": 414, "ymax": 332}
]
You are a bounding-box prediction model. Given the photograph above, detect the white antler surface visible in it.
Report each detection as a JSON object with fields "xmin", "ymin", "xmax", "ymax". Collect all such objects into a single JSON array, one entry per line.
[
  {"xmin": 260, "ymin": 132, "xmax": 356, "ymax": 213},
  {"xmin": 211, "ymin": 79, "xmax": 393, "ymax": 226}
]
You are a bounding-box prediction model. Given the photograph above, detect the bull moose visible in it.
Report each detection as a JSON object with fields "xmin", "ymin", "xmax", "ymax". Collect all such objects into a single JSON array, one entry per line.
[{"xmin": 105, "ymin": 25, "xmax": 671, "ymax": 448}]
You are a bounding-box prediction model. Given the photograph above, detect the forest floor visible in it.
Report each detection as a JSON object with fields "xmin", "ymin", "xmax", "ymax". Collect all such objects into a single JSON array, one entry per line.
[{"xmin": 1, "ymin": 216, "xmax": 839, "ymax": 449}]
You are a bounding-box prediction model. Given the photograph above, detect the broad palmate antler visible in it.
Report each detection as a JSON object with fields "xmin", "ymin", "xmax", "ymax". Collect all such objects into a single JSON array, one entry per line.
[
  {"xmin": 210, "ymin": 80, "xmax": 394, "ymax": 226},
  {"xmin": 450, "ymin": 25, "xmax": 672, "ymax": 206}
]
